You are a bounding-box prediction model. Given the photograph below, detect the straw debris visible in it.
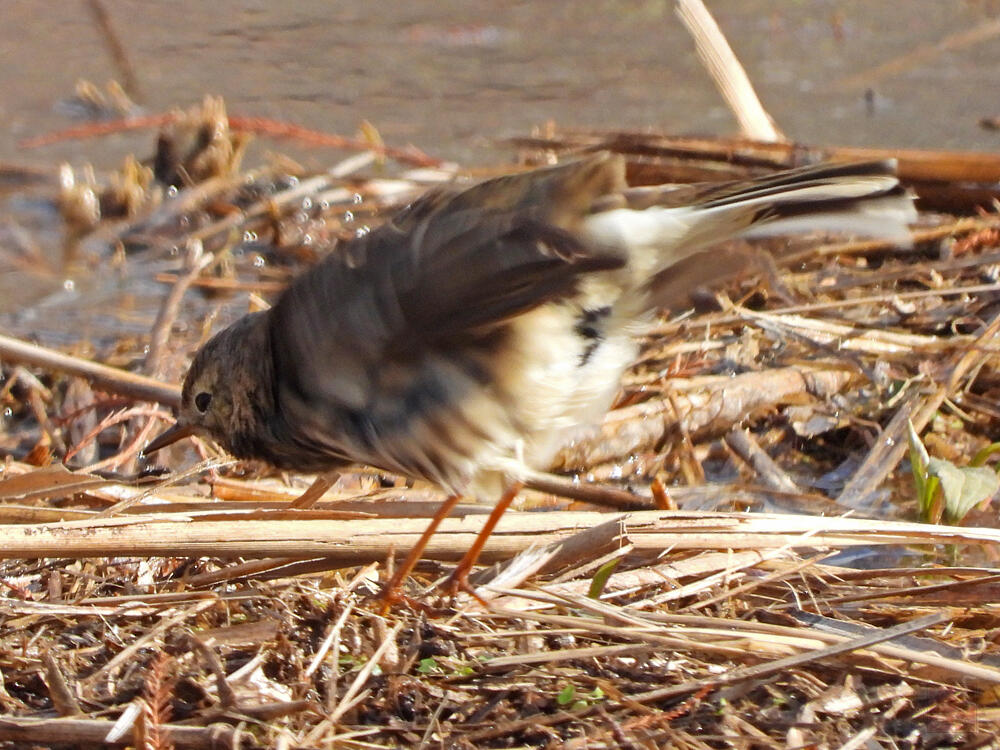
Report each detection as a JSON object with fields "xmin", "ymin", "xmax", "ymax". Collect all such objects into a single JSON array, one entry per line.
[{"xmin": 2, "ymin": 101, "xmax": 1000, "ymax": 745}]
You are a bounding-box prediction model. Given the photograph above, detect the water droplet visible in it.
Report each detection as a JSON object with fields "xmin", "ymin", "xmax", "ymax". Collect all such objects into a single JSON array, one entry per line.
[
  {"xmin": 253, "ymin": 255, "xmax": 266, "ymax": 268},
  {"xmin": 302, "ymin": 234, "xmax": 313, "ymax": 246},
  {"xmin": 343, "ymin": 210, "xmax": 354, "ymax": 223},
  {"xmin": 884, "ymin": 437, "xmax": 895, "ymax": 447},
  {"xmin": 3, "ymin": 407, "xmax": 12, "ymax": 418},
  {"xmin": 355, "ymin": 226, "xmax": 370, "ymax": 238},
  {"xmin": 166, "ymin": 185, "xmax": 178, "ymax": 198},
  {"xmin": 353, "ymin": 193, "xmax": 363, "ymax": 204},
  {"xmin": 301, "ymin": 196, "xmax": 313, "ymax": 211},
  {"xmin": 243, "ymin": 230, "xmax": 258, "ymax": 242},
  {"xmin": 62, "ymin": 279, "xmax": 75, "ymax": 291}
]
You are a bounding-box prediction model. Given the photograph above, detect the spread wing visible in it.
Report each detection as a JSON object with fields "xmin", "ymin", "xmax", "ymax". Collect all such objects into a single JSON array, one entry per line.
[{"xmin": 263, "ymin": 153, "xmax": 627, "ymax": 482}]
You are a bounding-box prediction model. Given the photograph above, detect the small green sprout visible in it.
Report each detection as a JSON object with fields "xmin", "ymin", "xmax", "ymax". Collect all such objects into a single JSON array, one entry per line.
[
  {"xmin": 416, "ymin": 657, "xmax": 442, "ymax": 674},
  {"xmin": 588, "ymin": 558, "xmax": 622, "ymax": 599},
  {"xmin": 556, "ymin": 684, "xmax": 605, "ymax": 711},
  {"xmin": 556, "ymin": 684, "xmax": 577, "ymax": 706},
  {"xmin": 908, "ymin": 421, "xmax": 999, "ymax": 524}
]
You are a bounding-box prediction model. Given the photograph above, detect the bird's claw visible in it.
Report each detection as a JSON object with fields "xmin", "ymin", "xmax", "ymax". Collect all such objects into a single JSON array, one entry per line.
[
  {"xmin": 439, "ymin": 566, "xmax": 491, "ymax": 609},
  {"xmin": 374, "ymin": 583, "xmax": 439, "ymax": 616}
]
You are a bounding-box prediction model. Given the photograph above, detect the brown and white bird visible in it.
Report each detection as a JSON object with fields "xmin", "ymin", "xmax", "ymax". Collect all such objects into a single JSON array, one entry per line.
[{"xmin": 146, "ymin": 153, "xmax": 916, "ymax": 597}]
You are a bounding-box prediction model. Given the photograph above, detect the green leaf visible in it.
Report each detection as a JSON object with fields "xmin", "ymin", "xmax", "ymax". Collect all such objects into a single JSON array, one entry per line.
[
  {"xmin": 556, "ymin": 684, "xmax": 576, "ymax": 705},
  {"xmin": 907, "ymin": 420, "xmax": 930, "ymax": 469},
  {"xmin": 588, "ymin": 557, "xmax": 622, "ymax": 599},
  {"xmin": 971, "ymin": 442, "xmax": 1000, "ymax": 467},
  {"xmin": 416, "ymin": 657, "xmax": 440, "ymax": 674},
  {"xmin": 909, "ymin": 421, "xmax": 941, "ymax": 520},
  {"xmin": 926, "ymin": 458, "xmax": 999, "ymax": 523},
  {"xmin": 908, "ymin": 420, "xmax": 930, "ymax": 505}
]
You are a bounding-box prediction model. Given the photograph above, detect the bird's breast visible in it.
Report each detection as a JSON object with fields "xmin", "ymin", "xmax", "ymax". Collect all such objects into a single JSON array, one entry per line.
[{"xmin": 269, "ymin": 298, "xmax": 639, "ymax": 502}]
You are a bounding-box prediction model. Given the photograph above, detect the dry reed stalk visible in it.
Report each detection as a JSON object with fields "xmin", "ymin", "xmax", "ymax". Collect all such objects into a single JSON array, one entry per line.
[
  {"xmin": 0, "ymin": 511, "xmax": 997, "ymax": 564},
  {"xmin": 676, "ymin": 0, "xmax": 783, "ymax": 142}
]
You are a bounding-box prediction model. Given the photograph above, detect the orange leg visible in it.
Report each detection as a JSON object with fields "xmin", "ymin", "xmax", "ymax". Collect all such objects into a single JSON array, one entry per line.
[
  {"xmin": 377, "ymin": 493, "xmax": 462, "ymax": 612},
  {"xmin": 444, "ymin": 482, "xmax": 523, "ymax": 597}
]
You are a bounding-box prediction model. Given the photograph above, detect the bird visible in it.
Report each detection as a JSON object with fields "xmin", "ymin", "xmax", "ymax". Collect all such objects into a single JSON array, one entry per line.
[{"xmin": 145, "ymin": 152, "xmax": 916, "ymax": 601}]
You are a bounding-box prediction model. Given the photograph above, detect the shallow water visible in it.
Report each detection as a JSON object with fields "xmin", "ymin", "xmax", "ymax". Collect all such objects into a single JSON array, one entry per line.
[
  {"xmin": 3, "ymin": 1, "xmax": 999, "ymax": 169},
  {"xmin": 1, "ymin": 0, "xmax": 999, "ymax": 330}
]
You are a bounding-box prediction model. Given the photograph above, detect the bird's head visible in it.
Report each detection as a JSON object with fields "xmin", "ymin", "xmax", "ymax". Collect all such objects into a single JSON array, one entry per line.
[{"xmin": 144, "ymin": 312, "xmax": 275, "ymax": 459}]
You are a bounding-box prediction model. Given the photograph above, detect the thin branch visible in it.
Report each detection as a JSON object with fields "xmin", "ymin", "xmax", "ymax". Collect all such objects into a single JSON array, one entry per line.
[
  {"xmin": 0, "ymin": 334, "xmax": 180, "ymax": 408},
  {"xmin": 144, "ymin": 239, "xmax": 212, "ymax": 378}
]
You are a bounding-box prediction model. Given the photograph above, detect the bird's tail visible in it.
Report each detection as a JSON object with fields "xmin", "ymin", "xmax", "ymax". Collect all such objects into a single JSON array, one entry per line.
[{"xmin": 581, "ymin": 159, "xmax": 917, "ymax": 285}]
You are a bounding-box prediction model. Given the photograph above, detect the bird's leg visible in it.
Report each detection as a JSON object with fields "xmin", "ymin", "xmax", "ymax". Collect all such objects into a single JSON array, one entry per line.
[
  {"xmin": 288, "ymin": 471, "xmax": 340, "ymax": 509},
  {"xmin": 443, "ymin": 481, "xmax": 523, "ymax": 597},
  {"xmin": 377, "ymin": 493, "xmax": 463, "ymax": 612}
]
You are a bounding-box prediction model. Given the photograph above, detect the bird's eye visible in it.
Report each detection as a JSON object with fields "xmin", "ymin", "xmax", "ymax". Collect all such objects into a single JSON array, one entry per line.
[{"xmin": 194, "ymin": 392, "xmax": 212, "ymax": 413}]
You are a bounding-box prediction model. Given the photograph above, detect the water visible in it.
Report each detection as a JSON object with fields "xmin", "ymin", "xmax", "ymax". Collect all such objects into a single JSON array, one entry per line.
[
  {"xmin": 2, "ymin": 0, "xmax": 999, "ymax": 171},
  {"xmin": 1, "ymin": 0, "xmax": 999, "ymax": 324}
]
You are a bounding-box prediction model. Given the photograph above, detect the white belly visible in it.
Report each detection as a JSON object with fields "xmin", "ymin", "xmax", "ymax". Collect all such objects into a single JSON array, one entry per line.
[{"xmin": 466, "ymin": 300, "xmax": 640, "ymax": 500}]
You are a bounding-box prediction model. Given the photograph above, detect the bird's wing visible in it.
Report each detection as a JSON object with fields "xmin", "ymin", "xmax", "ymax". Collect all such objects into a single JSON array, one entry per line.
[
  {"xmin": 368, "ymin": 150, "xmax": 630, "ymax": 344},
  {"xmin": 272, "ymin": 153, "xmax": 627, "ymax": 352},
  {"xmin": 267, "ymin": 152, "xmax": 627, "ymax": 409}
]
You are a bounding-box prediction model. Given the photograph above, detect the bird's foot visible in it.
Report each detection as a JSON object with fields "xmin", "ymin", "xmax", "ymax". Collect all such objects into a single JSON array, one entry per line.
[
  {"xmin": 372, "ymin": 566, "xmax": 491, "ymax": 614},
  {"xmin": 374, "ymin": 581, "xmax": 439, "ymax": 616},
  {"xmin": 438, "ymin": 565, "xmax": 491, "ymax": 609}
]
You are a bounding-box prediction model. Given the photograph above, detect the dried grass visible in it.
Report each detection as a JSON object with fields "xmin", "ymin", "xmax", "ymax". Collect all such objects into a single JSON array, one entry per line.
[{"xmin": 2, "ymin": 107, "xmax": 1000, "ymax": 746}]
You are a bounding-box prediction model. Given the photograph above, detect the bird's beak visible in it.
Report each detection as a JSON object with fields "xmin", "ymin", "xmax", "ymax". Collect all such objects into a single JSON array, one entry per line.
[{"xmin": 143, "ymin": 421, "xmax": 197, "ymax": 456}]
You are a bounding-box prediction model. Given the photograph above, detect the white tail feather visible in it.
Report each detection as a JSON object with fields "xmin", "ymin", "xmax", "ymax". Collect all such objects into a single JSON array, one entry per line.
[{"xmin": 582, "ymin": 177, "xmax": 917, "ymax": 280}]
